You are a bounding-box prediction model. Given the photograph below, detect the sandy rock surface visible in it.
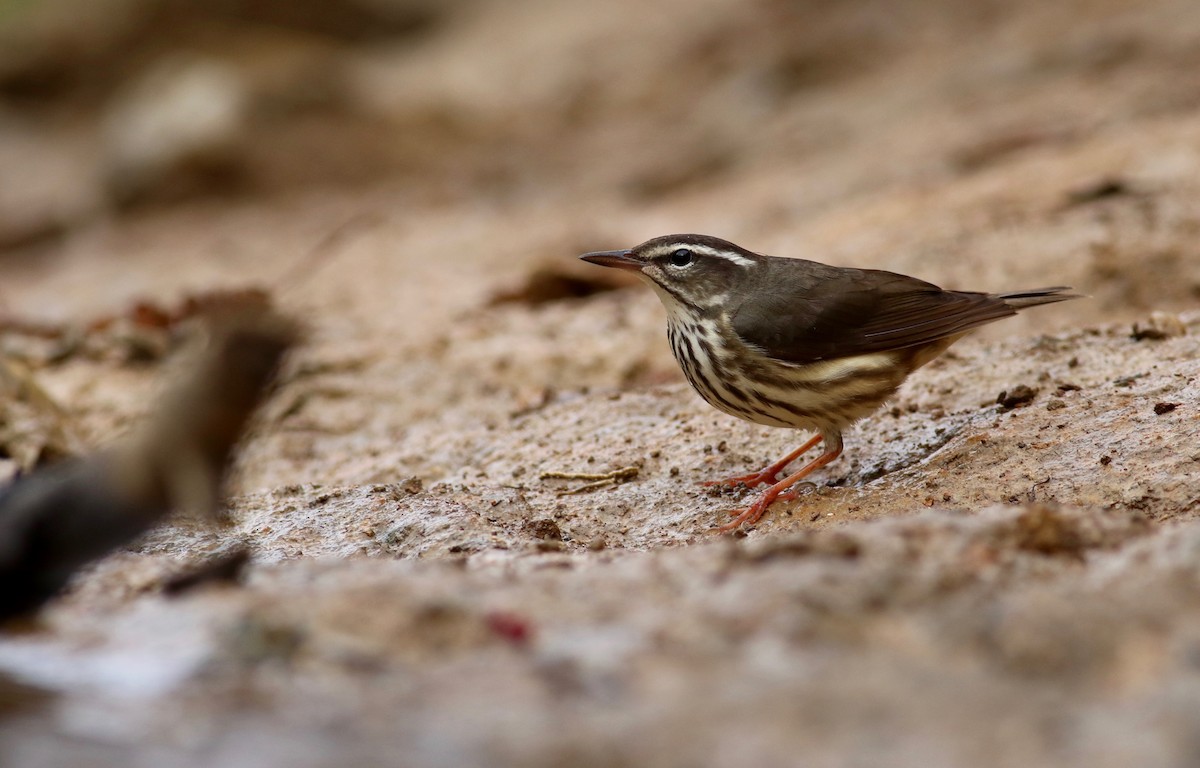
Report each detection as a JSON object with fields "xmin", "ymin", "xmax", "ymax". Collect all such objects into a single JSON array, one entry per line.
[{"xmin": 1, "ymin": 0, "xmax": 1199, "ymax": 765}]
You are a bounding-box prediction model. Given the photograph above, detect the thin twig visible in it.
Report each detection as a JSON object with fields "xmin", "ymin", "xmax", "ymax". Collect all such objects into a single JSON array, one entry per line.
[{"xmin": 539, "ymin": 466, "xmax": 639, "ymax": 495}]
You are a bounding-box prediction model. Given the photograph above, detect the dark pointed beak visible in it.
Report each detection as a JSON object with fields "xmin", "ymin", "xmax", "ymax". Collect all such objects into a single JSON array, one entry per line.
[{"xmin": 579, "ymin": 249, "xmax": 644, "ymax": 272}]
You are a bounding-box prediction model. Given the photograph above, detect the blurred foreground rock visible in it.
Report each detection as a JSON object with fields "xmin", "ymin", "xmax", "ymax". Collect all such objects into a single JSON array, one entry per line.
[
  {"xmin": 0, "ymin": 313, "xmax": 1195, "ymax": 767},
  {"xmin": 0, "ymin": 304, "xmax": 294, "ymax": 620}
]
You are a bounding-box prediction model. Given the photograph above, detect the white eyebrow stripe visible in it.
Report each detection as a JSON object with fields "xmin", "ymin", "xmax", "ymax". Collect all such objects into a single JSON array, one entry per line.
[
  {"xmin": 695, "ymin": 245, "xmax": 756, "ymax": 267},
  {"xmin": 657, "ymin": 243, "xmax": 757, "ymax": 268}
]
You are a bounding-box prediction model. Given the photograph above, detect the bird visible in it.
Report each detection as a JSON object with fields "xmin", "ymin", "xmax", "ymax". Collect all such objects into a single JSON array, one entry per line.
[{"xmin": 579, "ymin": 234, "xmax": 1078, "ymax": 532}]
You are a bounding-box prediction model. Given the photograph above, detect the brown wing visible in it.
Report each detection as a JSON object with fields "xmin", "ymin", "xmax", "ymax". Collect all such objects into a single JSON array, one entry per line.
[{"xmin": 730, "ymin": 259, "xmax": 1022, "ymax": 364}]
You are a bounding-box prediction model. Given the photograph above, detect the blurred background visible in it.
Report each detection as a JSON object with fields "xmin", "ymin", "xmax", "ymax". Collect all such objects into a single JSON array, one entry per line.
[
  {"xmin": 5, "ymin": 0, "xmax": 1200, "ymax": 482},
  {"xmin": 1, "ymin": 0, "xmax": 1198, "ymax": 324}
]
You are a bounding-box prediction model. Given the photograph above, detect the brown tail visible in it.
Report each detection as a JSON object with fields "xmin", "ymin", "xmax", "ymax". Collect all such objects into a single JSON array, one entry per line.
[{"xmin": 993, "ymin": 286, "xmax": 1081, "ymax": 310}]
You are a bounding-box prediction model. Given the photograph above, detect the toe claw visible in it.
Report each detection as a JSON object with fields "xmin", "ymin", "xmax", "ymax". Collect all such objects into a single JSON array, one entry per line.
[
  {"xmin": 715, "ymin": 481, "xmax": 818, "ymax": 532},
  {"xmin": 715, "ymin": 500, "xmax": 770, "ymax": 533}
]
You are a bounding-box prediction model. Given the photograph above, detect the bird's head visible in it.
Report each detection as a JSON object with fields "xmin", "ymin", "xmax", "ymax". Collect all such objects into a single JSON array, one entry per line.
[{"xmin": 580, "ymin": 234, "xmax": 762, "ymax": 314}]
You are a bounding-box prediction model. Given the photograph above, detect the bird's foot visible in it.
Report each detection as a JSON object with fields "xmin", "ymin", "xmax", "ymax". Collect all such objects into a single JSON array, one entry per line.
[
  {"xmin": 701, "ymin": 468, "xmax": 782, "ymax": 489},
  {"xmin": 713, "ymin": 481, "xmax": 817, "ymax": 533},
  {"xmin": 714, "ymin": 494, "xmax": 774, "ymax": 533}
]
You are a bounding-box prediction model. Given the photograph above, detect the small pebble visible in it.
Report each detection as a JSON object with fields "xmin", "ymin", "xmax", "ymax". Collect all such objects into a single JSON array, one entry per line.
[{"xmin": 997, "ymin": 385, "xmax": 1038, "ymax": 410}]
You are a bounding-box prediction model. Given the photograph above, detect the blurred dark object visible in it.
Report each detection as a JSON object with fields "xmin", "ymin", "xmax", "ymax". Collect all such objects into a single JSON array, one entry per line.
[
  {"xmin": 1064, "ymin": 176, "xmax": 1132, "ymax": 207},
  {"xmin": 161, "ymin": 544, "xmax": 252, "ymax": 596},
  {"xmin": 490, "ymin": 264, "xmax": 640, "ymax": 307},
  {"xmin": 0, "ymin": 305, "xmax": 296, "ymax": 621}
]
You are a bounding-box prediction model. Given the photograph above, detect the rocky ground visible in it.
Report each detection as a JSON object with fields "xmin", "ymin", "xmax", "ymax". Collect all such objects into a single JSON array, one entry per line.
[{"xmin": 1, "ymin": 0, "xmax": 1199, "ymax": 765}]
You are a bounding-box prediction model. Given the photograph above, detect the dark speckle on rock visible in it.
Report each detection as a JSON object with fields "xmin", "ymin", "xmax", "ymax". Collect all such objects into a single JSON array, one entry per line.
[{"xmin": 997, "ymin": 385, "xmax": 1038, "ymax": 410}]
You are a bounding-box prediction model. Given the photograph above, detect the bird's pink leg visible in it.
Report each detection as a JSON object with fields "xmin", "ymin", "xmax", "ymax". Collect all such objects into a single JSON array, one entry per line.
[
  {"xmin": 701, "ymin": 434, "xmax": 823, "ymax": 489},
  {"xmin": 716, "ymin": 441, "xmax": 844, "ymax": 533}
]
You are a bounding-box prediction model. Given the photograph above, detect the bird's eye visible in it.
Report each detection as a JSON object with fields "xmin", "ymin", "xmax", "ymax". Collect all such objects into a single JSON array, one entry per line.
[{"xmin": 669, "ymin": 249, "xmax": 694, "ymax": 267}]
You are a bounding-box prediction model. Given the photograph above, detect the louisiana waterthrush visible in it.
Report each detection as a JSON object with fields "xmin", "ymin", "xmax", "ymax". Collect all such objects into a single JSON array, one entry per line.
[{"xmin": 581, "ymin": 234, "xmax": 1078, "ymax": 532}]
